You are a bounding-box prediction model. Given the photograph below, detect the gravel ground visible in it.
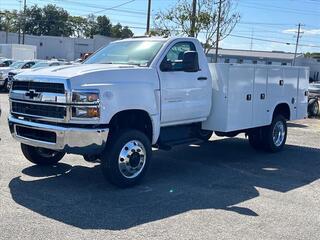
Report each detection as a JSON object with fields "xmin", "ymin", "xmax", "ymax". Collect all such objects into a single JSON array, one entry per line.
[{"xmin": 0, "ymin": 92, "xmax": 320, "ymax": 240}]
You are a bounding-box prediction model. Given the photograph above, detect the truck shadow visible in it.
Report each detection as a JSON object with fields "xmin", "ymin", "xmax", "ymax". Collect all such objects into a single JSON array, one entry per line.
[{"xmin": 9, "ymin": 138, "xmax": 320, "ymax": 230}]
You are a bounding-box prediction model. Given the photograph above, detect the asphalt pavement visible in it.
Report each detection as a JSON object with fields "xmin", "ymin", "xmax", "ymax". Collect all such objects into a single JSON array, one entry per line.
[{"xmin": 0, "ymin": 92, "xmax": 320, "ymax": 240}]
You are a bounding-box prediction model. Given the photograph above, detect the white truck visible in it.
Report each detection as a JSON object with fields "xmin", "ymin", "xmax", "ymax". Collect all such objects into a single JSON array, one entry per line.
[
  {"xmin": 8, "ymin": 37, "xmax": 309, "ymax": 187},
  {"xmin": 0, "ymin": 44, "xmax": 37, "ymax": 60}
]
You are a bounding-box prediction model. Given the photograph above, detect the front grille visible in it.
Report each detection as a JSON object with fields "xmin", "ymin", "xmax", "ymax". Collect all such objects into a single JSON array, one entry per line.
[
  {"xmin": 12, "ymin": 102, "xmax": 66, "ymax": 119},
  {"xmin": 12, "ymin": 81, "xmax": 65, "ymax": 94},
  {"xmin": 16, "ymin": 126, "xmax": 56, "ymax": 143}
]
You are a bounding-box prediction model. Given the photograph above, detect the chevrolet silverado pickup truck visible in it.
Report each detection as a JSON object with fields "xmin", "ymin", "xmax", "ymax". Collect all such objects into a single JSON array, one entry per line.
[{"xmin": 8, "ymin": 37, "xmax": 309, "ymax": 187}]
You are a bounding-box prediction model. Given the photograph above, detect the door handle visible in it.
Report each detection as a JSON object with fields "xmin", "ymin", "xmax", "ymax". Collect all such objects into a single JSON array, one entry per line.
[{"xmin": 197, "ymin": 77, "xmax": 207, "ymax": 81}]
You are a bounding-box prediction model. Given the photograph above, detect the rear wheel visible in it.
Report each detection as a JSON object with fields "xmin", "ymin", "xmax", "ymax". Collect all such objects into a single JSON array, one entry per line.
[
  {"xmin": 100, "ymin": 129, "xmax": 152, "ymax": 188},
  {"xmin": 308, "ymin": 99, "xmax": 319, "ymax": 117},
  {"xmin": 197, "ymin": 129, "xmax": 213, "ymax": 141},
  {"xmin": 263, "ymin": 115, "xmax": 287, "ymax": 152},
  {"xmin": 248, "ymin": 128, "xmax": 264, "ymax": 150},
  {"xmin": 21, "ymin": 143, "xmax": 65, "ymax": 165}
]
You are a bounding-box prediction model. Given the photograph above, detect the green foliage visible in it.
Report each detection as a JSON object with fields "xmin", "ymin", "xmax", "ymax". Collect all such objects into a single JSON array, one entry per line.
[
  {"xmin": 154, "ymin": 0, "xmax": 240, "ymax": 53},
  {"xmin": 305, "ymin": 52, "xmax": 320, "ymax": 58},
  {"xmin": 0, "ymin": 4, "xmax": 134, "ymax": 38}
]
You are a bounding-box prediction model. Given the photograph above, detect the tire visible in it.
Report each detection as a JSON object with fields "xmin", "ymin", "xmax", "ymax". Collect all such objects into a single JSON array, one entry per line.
[
  {"xmin": 100, "ymin": 129, "xmax": 152, "ymax": 188},
  {"xmin": 3, "ymin": 79, "xmax": 9, "ymax": 93},
  {"xmin": 308, "ymin": 99, "xmax": 319, "ymax": 117},
  {"xmin": 197, "ymin": 129, "xmax": 213, "ymax": 141},
  {"xmin": 21, "ymin": 143, "xmax": 65, "ymax": 165},
  {"xmin": 262, "ymin": 115, "xmax": 287, "ymax": 153},
  {"xmin": 248, "ymin": 128, "xmax": 264, "ymax": 150}
]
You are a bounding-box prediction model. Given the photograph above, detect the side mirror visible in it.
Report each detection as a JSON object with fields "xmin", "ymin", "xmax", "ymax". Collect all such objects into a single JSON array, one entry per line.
[{"xmin": 182, "ymin": 51, "xmax": 199, "ymax": 72}]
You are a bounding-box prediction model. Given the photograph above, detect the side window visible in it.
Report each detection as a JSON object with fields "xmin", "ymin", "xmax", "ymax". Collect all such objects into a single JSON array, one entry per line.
[
  {"xmin": 161, "ymin": 42, "xmax": 196, "ymax": 72},
  {"xmin": 23, "ymin": 62, "xmax": 35, "ymax": 69},
  {"xmin": 22, "ymin": 63, "xmax": 30, "ymax": 69}
]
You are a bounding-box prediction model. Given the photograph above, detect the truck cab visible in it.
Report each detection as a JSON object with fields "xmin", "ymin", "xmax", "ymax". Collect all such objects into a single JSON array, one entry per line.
[{"xmin": 8, "ymin": 37, "xmax": 308, "ymax": 187}]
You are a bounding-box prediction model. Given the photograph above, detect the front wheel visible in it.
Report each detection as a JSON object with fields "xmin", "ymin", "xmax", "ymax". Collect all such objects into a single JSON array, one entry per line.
[
  {"xmin": 263, "ymin": 115, "xmax": 287, "ymax": 152},
  {"xmin": 21, "ymin": 144, "xmax": 65, "ymax": 165},
  {"xmin": 100, "ymin": 129, "xmax": 152, "ymax": 188}
]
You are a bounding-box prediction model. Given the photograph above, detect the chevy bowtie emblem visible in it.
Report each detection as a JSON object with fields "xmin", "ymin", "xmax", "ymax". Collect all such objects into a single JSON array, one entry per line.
[{"xmin": 25, "ymin": 90, "xmax": 40, "ymax": 99}]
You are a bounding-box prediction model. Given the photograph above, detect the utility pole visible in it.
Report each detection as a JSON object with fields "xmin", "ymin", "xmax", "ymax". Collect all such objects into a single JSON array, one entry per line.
[
  {"xmin": 293, "ymin": 23, "xmax": 303, "ymax": 66},
  {"xmin": 146, "ymin": 0, "xmax": 151, "ymax": 35},
  {"xmin": 190, "ymin": 0, "xmax": 197, "ymax": 37},
  {"xmin": 214, "ymin": 0, "xmax": 222, "ymax": 63},
  {"xmin": 250, "ymin": 27, "xmax": 254, "ymax": 50},
  {"xmin": 22, "ymin": 0, "xmax": 27, "ymax": 44}
]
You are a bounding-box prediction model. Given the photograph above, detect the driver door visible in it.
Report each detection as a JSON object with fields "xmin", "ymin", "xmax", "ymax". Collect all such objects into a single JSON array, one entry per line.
[{"xmin": 158, "ymin": 41, "xmax": 211, "ymax": 125}]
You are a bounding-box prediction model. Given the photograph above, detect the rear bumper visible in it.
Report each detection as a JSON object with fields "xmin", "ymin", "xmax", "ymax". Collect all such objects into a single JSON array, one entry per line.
[{"xmin": 8, "ymin": 115, "xmax": 109, "ymax": 155}]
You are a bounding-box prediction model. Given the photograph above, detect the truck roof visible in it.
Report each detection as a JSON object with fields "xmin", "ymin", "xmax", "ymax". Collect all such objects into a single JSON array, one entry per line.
[{"xmin": 114, "ymin": 36, "xmax": 198, "ymax": 43}]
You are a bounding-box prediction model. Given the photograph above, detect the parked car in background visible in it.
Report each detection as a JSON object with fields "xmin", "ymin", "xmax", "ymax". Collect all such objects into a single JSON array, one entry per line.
[
  {"xmin": 308, "ymin": 82, "xmax": 320, "ymax": 117},
  {"xmin": 0, "ymin": 60, "xmax": 38, "ymax": 91},
  {"xmin": 0, "ymin": 58, "xmax": 14, "ymax": 67},
  {"xmin": 7, "ymin": 60, "xmax": 67, "ymax": 91}
]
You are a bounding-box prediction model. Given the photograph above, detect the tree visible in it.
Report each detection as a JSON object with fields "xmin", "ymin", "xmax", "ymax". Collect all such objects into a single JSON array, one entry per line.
[
  {"xmin": 154, "ymin": 0, "xmax": 240, "ymax": 53},
  {"xmin": 0, "ymin": 5, "xmax": 135, "ymax": 39},
  {"xmin": 24, "ymin": 5, "xmax": 43, "ymax": 35},
  {"xmin": 96, "ymin": 15, "xmax": 112, "ymax": 37},
  {"xmin": 0, "ymin": 10, "xmax": 20, "ymax": 33},
  {"xmin": 68, "ymin": 16, "xmax": 89, "ymax": 38},
  {"xmin": 41, "ymin": 4, "xmax": 72, "ymax": 36},
  {"xmin": 120, "ymin": 26, "xmax": 134, "ymax": 38}
]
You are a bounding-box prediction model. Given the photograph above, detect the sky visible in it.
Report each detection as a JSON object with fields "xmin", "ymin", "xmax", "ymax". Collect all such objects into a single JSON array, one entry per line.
[{"xmin": 0, "ymin": 0, "xmax": 320, "ymax": 53}]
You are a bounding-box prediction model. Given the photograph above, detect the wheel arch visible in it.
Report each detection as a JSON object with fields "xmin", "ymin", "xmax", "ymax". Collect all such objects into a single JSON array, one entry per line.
[
  {"xmin": 272, "ymin": 103, "xmax": 291, "ymax": 121},
  {"xmin": 108, "ymin": 109, "xmax": 159, "ymax": 144}
]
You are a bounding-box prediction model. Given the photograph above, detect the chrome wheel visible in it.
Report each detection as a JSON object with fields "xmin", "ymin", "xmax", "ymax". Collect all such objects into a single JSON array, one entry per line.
[
  {"xmin": 118, "ymin": 140, "xmax": 146, "ymax": 179},
  {"xmin": 312, "ymin": 102, "xmax": 319, "ymax": 116},
  {"xmin": 272, "ymin": 121, "xmax": 285, "ymax": 147}
]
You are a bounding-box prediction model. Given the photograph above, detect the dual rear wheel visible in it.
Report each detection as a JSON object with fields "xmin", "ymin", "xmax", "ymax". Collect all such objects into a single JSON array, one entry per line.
[{"xmin": 248, "ymin": 115, "xmax": 287, "ymax": 152}]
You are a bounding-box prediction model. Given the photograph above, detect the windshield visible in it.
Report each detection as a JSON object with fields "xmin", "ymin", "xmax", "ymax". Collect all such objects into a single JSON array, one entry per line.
[
  {"xmin": 10, "ymin": 61, "xmax": 25, "ymax": 69},
  {"xmin": 32, "ymin": 62, "xmax": 49, "ymax": 68},
  {"xmin": 84, "ymin": 40, "xmax": 164, "ymax": 67}
]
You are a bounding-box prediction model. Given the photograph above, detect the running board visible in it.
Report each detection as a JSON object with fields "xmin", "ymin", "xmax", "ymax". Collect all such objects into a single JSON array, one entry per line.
[{"xmin": 157, "ymin": 138, "xmax": 202, "ymax": 151}]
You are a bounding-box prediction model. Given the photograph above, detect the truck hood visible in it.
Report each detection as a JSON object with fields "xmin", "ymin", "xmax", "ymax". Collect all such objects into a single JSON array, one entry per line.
[
  {"xmin": 10, "ymin": 68, "xmax": 29, "ymax": 75},
  {"xmin": 0, "ymin": 67, "xmax": 14, "ymax": 74},
  {"xmin": 16, "ymin": 64, "xmax": 141, "ymax": 79}
]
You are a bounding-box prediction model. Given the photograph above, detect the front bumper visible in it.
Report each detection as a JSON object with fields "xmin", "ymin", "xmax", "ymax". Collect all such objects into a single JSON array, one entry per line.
[{"xmin": 8, "ymin": 115, "xmax": 109, "ymax": 155}]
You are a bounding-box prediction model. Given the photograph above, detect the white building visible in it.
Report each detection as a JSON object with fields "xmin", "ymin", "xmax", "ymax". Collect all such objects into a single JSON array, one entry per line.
[{"xmin": 0, "ymin": 31, "xmax": 116, "ymax": 61}]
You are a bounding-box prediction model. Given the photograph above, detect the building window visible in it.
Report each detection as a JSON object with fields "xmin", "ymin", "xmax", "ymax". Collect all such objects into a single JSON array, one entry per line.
[
  {"xmin": 267, "ymin": 61, "xmax": 272, "ymax": 65},
  {"xmin": 252, "ymin": 60, "xmax": 257, "ymax": 64},
  {"xmin": 237, "ymin": 59, "xmax": 244, "ymax": 64},
  {"xmin": 224, "ymin": 58, "xmax": 230, "ymax": 63},
  {"xmin": 281, "ymin": 62, "xmax": 287, "ymax": 66},
  {"xmin": 39, "ymin": 42, "xmax": 43, "ymax": 47}
]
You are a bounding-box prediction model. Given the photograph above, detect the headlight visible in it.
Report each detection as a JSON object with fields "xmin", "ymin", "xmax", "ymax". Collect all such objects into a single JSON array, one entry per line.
[
  {"xmin": 72, "ymin": 90, "xmax": 99, "ymax": 103},
  {"xmin": 71, "ymin": 90, "xmax": 100, "ymax": 119},
  {"xmin": 72, "ymin": 106, "xmax": 100, "ymax": 118}
]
